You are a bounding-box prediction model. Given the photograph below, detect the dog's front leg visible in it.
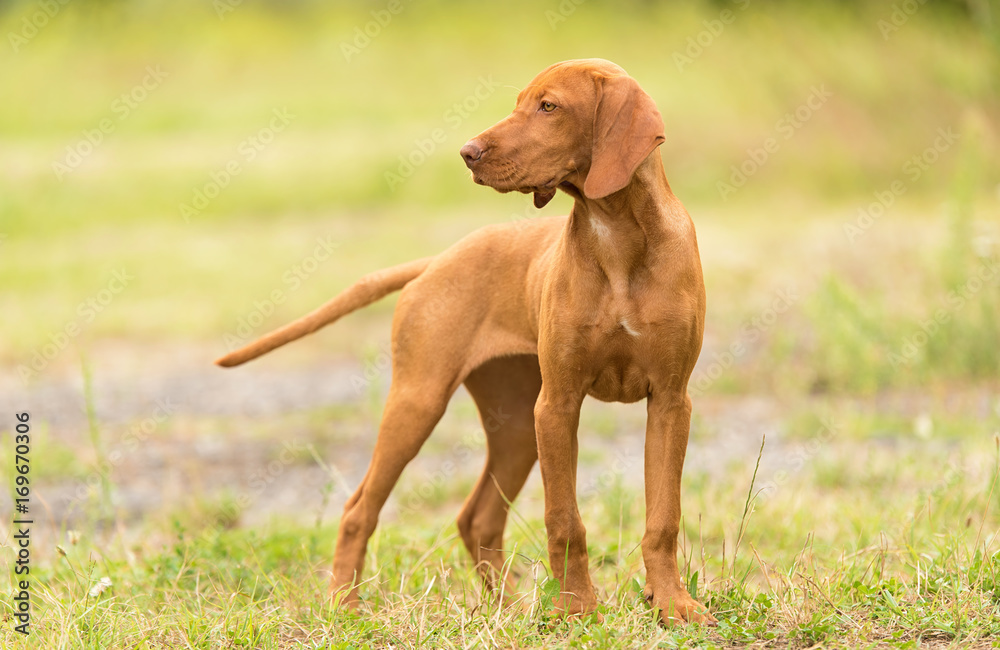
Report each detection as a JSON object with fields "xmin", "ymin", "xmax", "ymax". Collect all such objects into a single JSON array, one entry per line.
[
  {"xmin": 642, "ymin": 391, "xmax": 716, "ymax": 626},
  {"xmin": 533, "ymin": 386, "xmax": 599, "ymax": 618}
]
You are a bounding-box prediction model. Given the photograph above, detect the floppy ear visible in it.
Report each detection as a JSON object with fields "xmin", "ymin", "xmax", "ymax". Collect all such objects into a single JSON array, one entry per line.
[{"xmin": 583, "ymin": 74, "xmax": 665, "ymax": 200}]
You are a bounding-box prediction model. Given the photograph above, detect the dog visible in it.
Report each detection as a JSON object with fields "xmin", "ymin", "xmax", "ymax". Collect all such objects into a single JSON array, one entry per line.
[{"xmin": 216, "ymin": 58, "xmax": 714, "ymax": 625}]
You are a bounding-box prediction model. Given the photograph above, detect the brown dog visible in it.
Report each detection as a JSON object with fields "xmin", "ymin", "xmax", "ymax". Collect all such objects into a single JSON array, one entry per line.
[{"xmin": 216, "ymin": 58, "xmax": 713, "ymax": 625}]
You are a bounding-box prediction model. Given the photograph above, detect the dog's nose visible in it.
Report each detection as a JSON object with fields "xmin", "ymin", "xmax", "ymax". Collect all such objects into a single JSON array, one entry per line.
[{"xmin": 460, "ymin": 140, "xmax": 483, "ymax": 168}]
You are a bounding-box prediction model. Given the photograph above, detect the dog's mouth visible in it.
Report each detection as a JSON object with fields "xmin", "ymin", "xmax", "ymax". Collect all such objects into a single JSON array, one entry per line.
[
  {"xmin": 515, "ymin": 178, "xmax": 558, "ymax": 194},
  {"xmin": 471, "ymin": 168, "xmax": 560, "ymax": 209},
  {"xmin": 471, "ymin": 169, "xmax": 558, "ymax": 194}
]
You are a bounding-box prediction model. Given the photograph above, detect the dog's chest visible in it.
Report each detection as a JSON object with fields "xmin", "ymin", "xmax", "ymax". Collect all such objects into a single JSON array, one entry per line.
[
  {"xmin": 587, "ymin": 359, "xmax": 648, "ymax": 403},
  {"xmin": 546, "ymin": 254, "xmax": 697, "ymax": 402},
  {"xmin": 579, "ymin": 303, "xmax": 659, "ymax": 403}
]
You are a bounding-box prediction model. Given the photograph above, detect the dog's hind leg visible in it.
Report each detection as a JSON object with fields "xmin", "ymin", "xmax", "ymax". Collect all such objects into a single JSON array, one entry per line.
[
  {"xmin": 457, "ymin": 354, "xmax": 542, "ymax": 596},
  {"xmin": 328, "ymin": 257, "xmax": 536, "ymax": 607},
  {"xmin": 329, "ymin": 370, "xmax": 455, "ymax": 607}
]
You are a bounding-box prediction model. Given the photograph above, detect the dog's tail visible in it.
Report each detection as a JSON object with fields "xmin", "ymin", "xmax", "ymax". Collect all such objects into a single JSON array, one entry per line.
[{"xmin": 214, "ymin": 256, "xmax": 433, "ymax": 368}]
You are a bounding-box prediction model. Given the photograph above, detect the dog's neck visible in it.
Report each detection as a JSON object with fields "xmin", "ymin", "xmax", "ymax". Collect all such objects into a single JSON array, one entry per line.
[{"xmin": 561, "ymin": 151, "xmax": 690, "ymax": 286}]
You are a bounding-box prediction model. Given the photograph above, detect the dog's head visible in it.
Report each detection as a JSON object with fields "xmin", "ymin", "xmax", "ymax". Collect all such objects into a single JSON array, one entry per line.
[{"xmin": 460, "ymin": 59, "xmax": 665, "ymax": 208}]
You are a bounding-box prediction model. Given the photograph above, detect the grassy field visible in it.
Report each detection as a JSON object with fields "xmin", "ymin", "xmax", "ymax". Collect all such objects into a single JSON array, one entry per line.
[
  {"xmin": 4, "ymin": 398, "xmax": 1000, "ymax": 648},
  {"xmin": 2, "ymin": 0, "xmax": 1000, "ymax": 647}
]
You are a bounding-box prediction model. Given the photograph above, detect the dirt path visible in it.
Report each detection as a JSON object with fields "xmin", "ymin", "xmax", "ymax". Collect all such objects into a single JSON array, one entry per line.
[{"xmin": 2, "ymin": 341, "xmax": 980, "ymax": 548}]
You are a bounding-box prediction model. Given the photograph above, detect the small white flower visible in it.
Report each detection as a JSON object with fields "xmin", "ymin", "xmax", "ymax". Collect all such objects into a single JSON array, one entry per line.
[
  {"xmin": 88, "ymin": 577, "xmax": 112, "ymax": 598},
  {"xmin": 914, "ymin": 414, "xmax": 933, "ymax": 440}
]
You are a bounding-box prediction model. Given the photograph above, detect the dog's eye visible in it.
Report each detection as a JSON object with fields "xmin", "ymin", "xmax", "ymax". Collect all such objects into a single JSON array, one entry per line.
[{"xmin": 540, "ymin": 101, "xmax": 557, "ymax": 113}]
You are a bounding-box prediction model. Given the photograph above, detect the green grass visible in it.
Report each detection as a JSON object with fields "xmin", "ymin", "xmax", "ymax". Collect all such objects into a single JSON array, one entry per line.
[
  {"xmin": 3, "ymin": 408, "xmax": 1000, "ymax": 648},
  {"xmin": 4, "ymin": 366, "xmax": 1000, "ymax": 646}
]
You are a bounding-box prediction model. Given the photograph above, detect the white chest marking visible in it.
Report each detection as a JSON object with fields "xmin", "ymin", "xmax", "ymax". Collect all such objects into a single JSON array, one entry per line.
[
  {"xmin": 620, "ymin": 318, "xmax": 640, "ymax": 337},
  {"xmin": 590, "ymin": 217, "xmax": 611, "ymax": 240}
]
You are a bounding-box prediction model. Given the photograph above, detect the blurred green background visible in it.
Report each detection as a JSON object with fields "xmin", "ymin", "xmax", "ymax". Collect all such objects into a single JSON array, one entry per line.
[{"xmin": 2, "ymin": 0, "xmax": 998, "ymax": 396}]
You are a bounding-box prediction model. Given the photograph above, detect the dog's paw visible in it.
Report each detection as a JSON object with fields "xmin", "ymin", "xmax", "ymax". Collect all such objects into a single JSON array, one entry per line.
[
  {"xmin": 549, "ymin": 591, "xmax": 603, "ymax": 622},
  {"xmin": 543, "ymin": 602, "xmax": 604, "ymax": 628},
  {"xmin": 329, "ymin": 581, "xmax": 362, "ymax": 612},
  {"xmin": 644, "ymin": 584, "xmax": 716, "ymax": 627}
]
